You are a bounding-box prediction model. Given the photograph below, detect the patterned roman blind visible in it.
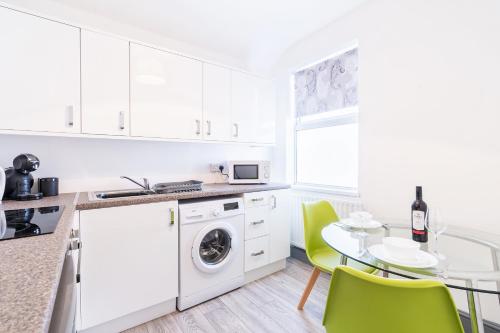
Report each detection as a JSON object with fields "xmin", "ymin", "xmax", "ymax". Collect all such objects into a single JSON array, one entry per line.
[{"xmin": 294, "ymin": 48, "xmax": 358, "ymax": 118}]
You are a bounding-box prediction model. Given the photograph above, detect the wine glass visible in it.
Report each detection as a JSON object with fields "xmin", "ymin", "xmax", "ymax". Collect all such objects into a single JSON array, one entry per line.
[{"xmin": 425, "ymin": 208, "xmax": 447, "ymax": 260}]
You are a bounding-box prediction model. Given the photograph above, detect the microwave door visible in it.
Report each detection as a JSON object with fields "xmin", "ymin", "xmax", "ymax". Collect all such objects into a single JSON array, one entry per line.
[{"xmin": 234, "ymin": 165, "xmax": 259, "ymax": 181}]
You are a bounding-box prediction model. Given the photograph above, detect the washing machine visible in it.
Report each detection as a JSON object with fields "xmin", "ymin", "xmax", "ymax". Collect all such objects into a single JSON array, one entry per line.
[{"xmin": 177, "ymin": 197, "xmax": 244, "ymax": 310}]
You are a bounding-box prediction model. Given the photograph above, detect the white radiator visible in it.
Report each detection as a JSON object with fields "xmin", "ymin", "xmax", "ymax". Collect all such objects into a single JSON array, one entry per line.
[{"xmin": 290, "ymin": 190, "xmax": 363, "ymax": 249}]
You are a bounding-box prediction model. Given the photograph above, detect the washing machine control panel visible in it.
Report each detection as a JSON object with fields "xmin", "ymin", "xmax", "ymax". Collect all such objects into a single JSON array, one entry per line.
[
  {"xmin": 211, "ymin": 209, "xmax": 221, "ymax": 217},
  {"xmin": 179, "ymin": 197, "xmax": 244, "ymax": 224}
]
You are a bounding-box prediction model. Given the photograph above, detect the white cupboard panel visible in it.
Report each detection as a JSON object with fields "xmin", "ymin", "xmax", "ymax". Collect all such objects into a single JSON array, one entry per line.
[
  {"xmin": 81, "ymin": 30, "xmax": 129, "ymax": 136},
  {"xmin": 231, "ymin": 71, "xmax": 259, "ymax": 142},
  {"xmin": 245, "ymin": 236, "xmax": 270, "ymax": 272},
  {"xmin": 0, "ymin": 7, "xmax": 81, "ymax": 133},
  {"xmin": 245, "ymin": 207, "xmax": 269, "ymax": 240},
  {"xmin": 255, "ymin": 79, "xmax": 276, "ymax": 144},
  {"xmin": 79, "ymin": 202, "xmax": 178, "ymax": 329},
  {"xmin": 268, "ymin": 190, "xmax": 291, "ymax": 262},
  {"xmin": 130, "ymin": 43, "xmax": 203, "ymax": 140},
  {"xmin": 202, "ymin": 64, "xmax": 232, "ymax": 141},
  {"xmin": 231, "ymin": 71, "xmax": 276, "ymax": 144}
]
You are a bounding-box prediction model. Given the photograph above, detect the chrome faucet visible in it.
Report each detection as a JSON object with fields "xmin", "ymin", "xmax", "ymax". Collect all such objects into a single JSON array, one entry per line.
[{"xmin": 120, "ymin": 176, "xmax": 150, "ymax": 190}]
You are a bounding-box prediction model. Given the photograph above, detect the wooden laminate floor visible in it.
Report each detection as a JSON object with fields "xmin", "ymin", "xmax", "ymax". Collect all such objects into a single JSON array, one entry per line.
[{"xmin": 123, "ymin": 258, "xmax": 330, "ymax": 333}]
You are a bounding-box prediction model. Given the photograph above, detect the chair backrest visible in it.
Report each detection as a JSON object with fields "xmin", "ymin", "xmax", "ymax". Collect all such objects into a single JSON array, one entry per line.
[
  {"xmin": 323, "ymin": 266, "xmax": 465, "ymax": 333},
  {"xmin": 302, "ymin": 200, "xmax": 339, "ymax": 258}
]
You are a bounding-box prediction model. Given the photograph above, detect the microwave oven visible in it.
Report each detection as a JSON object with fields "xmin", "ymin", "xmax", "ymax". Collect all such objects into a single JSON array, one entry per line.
[{"xmin": 227, "ymin": 161, "xmax": 270, "ymax": 184}]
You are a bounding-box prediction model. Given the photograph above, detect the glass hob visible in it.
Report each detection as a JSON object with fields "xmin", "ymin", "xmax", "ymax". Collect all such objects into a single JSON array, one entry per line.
[{"xmin": 0, "ymin": 205, "xmax": 64, "ymax": 241}]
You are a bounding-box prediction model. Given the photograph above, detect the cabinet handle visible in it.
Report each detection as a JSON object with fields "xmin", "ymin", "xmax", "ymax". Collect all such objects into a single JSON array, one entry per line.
[
  {"xmin": 70, "ymin": 228, "xmax": 79, "ymax": 239},
  {"xmin": 251, "ymin": 197, "xmax": 264, "ymax": 202},
  {"xmin": 233, "ymin": 123, "xmax": 239, "ymax": 137},
  {"xmin": 271, "ymin": 195, "xmax": 277, "ymax": 209},
  {"xmin": 195, "ymin": 120, "xmax": 201, "ymax": 135},
  {"xmin": 169, "ymin": 208, "xmax": 175, "ymax": 225},
  {"xmin": 251, "ymin": 250, "xmax": 265, "ymax": 257},
  {"xmin": 251, "ymin": 219, "xmax": 265, "ymax": 225},
  {"xmin": 76, "ymin": 241, "xmax": 82, "ymax": 283},
  {"xmin": 66, "ymin": 105, "xmax": 74, "ymax": 127},
  {"xmin": 206, "ymin": 120, "xmax": 211, "ymax": 136},
  {"xmin": 119, "ymin": 111, "xmax": 125, "ymax": 130}
]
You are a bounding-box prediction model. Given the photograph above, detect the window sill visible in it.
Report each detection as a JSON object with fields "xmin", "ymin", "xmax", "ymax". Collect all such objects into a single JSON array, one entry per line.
[{"xmin": 291, "ymin": 184, "xmax": 360, "ymax": 198}]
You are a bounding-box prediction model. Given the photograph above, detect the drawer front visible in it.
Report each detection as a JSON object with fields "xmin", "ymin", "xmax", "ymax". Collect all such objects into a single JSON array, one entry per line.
[
  {"xmin": 245, "ymin": 207, "xmax": 269, "ymax": 240},
  {"xmin": 244, "ymin": 192, "xmax": 270, "ymax": 209},
  {"xmin": 245, "ymin": 236, "xmax": 269, "ymax": 272}
]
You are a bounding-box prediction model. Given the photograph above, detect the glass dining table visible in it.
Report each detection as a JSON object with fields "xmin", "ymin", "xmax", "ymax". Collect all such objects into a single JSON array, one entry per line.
[{"xmin": 321, "ymin": 222, "xmax": 500, "ymax": 333}]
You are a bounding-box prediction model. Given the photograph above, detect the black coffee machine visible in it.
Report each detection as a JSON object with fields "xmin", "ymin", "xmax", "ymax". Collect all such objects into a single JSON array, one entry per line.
[{"xmin": 3, "ymin": 154, "xmax": 43, "ymax": 201}]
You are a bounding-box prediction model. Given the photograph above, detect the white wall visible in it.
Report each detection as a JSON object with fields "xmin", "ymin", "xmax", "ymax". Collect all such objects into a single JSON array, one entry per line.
[
  {"xmin": 274, "ymin": 0, "xmax": 500, "ymax": 233},
  {"xmin": 0, "ymin": 134, "xmax": 273, "ymax": 192},
  {"xmin": 273, "ymin": 0, "xmax": 500, "ymax": 323}
]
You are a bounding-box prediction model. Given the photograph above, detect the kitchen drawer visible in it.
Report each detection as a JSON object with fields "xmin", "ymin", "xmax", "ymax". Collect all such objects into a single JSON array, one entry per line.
[
  {"xmin": 244, "ymin": 192, "xmax": 270, "ymax": 209},
  {"xmin": 244, "ymin": 236, "xmax": 269, "ymax": 272},
  {"xmin": 245, "ymin": 207, "xmax": 269, "ymax": 240}
]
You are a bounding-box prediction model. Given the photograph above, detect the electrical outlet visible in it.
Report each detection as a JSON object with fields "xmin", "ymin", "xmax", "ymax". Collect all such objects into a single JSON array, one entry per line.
[{"xmin": 209, "ymin": 164, "xmax": 221, "ymax": 172}]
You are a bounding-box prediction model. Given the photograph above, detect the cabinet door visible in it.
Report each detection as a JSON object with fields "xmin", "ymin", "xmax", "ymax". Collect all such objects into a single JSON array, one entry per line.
[
  {"xmin": 79, "ymin": 202, "xmax": 178, "ymax": 329},
  {"xmin": 231, "ymin": 71, "xmax": 276, "ymax": 143},
  {"xmin": 202, "ymin": 64, "xmax": 232, "ymax": 141},
  {"xmin": 245, "ymin": 236, "xmax": 270, "ymax": 272},
  {"xmin": 81, "ymin": 30, "xmax": 129, "ymax": 135},
  {"xmin": 267, "ymin": 190, "xmax": 291, "ymax": 263},
  {"xmin": 0, "ymin": 7, "xmax": 80, "ymax": 133},
  {"xmin": 255, "ymin": 79, "xmax": 276, "ymax": 144},
  {"xmin": 130, "ymin": 43, "xmax": 202, "ymax": 140},
  {"xmin": 231, "ymin": 71, "xmax": 259, "ymax": 142}
]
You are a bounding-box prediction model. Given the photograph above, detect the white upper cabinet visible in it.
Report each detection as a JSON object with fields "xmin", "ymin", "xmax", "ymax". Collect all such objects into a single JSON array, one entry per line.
[
  {"xmin": 231, "ymin": 71, "xmax": 276, "ymax": 144},
  {"xmin": 202, "ymin": 64, "xmax": 232, "ymax": 141},
  {"xmin": 130, "ymin": 43, "xmax": 203, "ymax": 140},
  {"xmin": 0, "ymin": 7, "xmax": 80, "ymax": 133},
  {"xmin": 255, "ymin": 79, "xmax": 277, "ymax": 144},
  {"xmin": 231, "ymin": 71, "xmax": 259, "ymax": 143},
  {"xmin": 81, "ymin": 30, "xmax": 129, "ymax": 136}
]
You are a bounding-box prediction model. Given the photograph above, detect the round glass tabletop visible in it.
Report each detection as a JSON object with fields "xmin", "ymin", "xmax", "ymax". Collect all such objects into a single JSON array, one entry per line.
[{"xmin": 321, "ymin": 222, "xmax": 500, "ymax": 294}]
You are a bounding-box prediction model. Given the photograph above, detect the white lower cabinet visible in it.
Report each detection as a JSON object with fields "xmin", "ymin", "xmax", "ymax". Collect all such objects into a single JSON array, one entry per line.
[
  {"xmin": 243, "ymin": 190, "xmax": 290, "ymax": 272},
  {"xmin": 78, "ymin": 201, "xmax": 178, "ymax": 332},
  {"xmin": 268, "ymin": 190, "xmax": 291, "ymax": 262},
  {"xmin": 245, "ymin": 236, "xmax": 270, "ymax": 272}
]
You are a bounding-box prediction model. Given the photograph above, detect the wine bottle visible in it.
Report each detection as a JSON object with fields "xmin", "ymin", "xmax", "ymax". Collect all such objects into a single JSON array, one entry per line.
[{"xmin": 411, "ymin": 186, "xmax": 428, "ymax": 242}]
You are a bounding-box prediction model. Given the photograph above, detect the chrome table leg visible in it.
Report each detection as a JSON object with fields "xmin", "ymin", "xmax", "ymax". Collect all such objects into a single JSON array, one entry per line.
[
  {"xmin": 340, "ymin": 254, "xmax": 347, "ymax": 265},
  {"xmin": 491, "ymin": 248, "xmax": 500, "ymax": 305}
]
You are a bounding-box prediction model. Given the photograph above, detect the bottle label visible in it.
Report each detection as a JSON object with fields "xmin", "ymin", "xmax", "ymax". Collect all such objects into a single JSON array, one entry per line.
[{"xmin": 412, "ymin": 211, "xmax": 426, "ymax": 231}]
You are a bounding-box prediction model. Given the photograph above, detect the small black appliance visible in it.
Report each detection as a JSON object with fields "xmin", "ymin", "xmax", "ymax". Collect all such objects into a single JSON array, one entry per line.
[
  {"xmin": 3, "ymin": 153, "xmax": 43, "ymax": 201},
  {"xmin": 39, "ymin": 177, "xmax": 59, "ymax": 197}
]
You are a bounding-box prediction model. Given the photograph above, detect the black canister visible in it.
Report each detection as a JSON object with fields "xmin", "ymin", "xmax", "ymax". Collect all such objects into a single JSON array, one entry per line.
[{"xmin": 38, "ymin": 177, "xmax": 59, "ymax": 197}]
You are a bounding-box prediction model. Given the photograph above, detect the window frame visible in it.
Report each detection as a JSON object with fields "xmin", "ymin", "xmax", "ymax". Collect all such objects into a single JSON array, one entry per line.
[{"xmin": 291, "ymin": 47, "xmax": 360, "ymax": 197}]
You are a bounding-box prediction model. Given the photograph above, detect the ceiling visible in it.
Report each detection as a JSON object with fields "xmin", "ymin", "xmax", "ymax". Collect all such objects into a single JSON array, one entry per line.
[{"xmin": 50, "ymin": 0, "xmax": 368, "ymax": 72}]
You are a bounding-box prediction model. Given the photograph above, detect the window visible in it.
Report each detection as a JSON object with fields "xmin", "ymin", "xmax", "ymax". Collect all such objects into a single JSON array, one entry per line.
[{"xmin": 293, "ymin": 47, "xmax": 359, "ymax": 194}]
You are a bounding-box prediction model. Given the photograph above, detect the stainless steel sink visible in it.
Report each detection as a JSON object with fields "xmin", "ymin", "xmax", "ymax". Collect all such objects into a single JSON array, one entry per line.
[{"xmin": 88, "ymin": 189, "xmax": 156, "ymax": 200}]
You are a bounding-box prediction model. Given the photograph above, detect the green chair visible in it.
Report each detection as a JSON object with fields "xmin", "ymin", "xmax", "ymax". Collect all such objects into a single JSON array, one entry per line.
[
  {"xmin": 298, "ymin": 200, "xmax": 375, "ymax": 310},
  {"xmin": 323, "ymin": 265, "xmax": 465, "ymax": 333}
]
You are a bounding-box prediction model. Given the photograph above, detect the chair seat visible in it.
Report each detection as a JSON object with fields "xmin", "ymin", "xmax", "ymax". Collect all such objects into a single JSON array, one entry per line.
[{"xmin": 309, "ymin": 246, "xmax": 375, "ymax": 273}]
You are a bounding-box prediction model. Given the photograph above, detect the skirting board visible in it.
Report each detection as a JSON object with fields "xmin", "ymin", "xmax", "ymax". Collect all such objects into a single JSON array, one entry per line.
[
  {"xmin": 78, "ymin": 298, "xmax": 176, "ymax": 333},
  {"xmin": 290, "ymin": 245, "xmax": 500, "ymax": 333},
  {"xmin": 245, "ymin": 259, "xmax": 287, "ymax": 284}
]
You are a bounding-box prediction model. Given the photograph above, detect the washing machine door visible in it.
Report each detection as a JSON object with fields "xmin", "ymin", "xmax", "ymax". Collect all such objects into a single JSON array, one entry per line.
[{"xmin": 192, "ymin": 221, "xmax": 239, "ymax": 273}]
